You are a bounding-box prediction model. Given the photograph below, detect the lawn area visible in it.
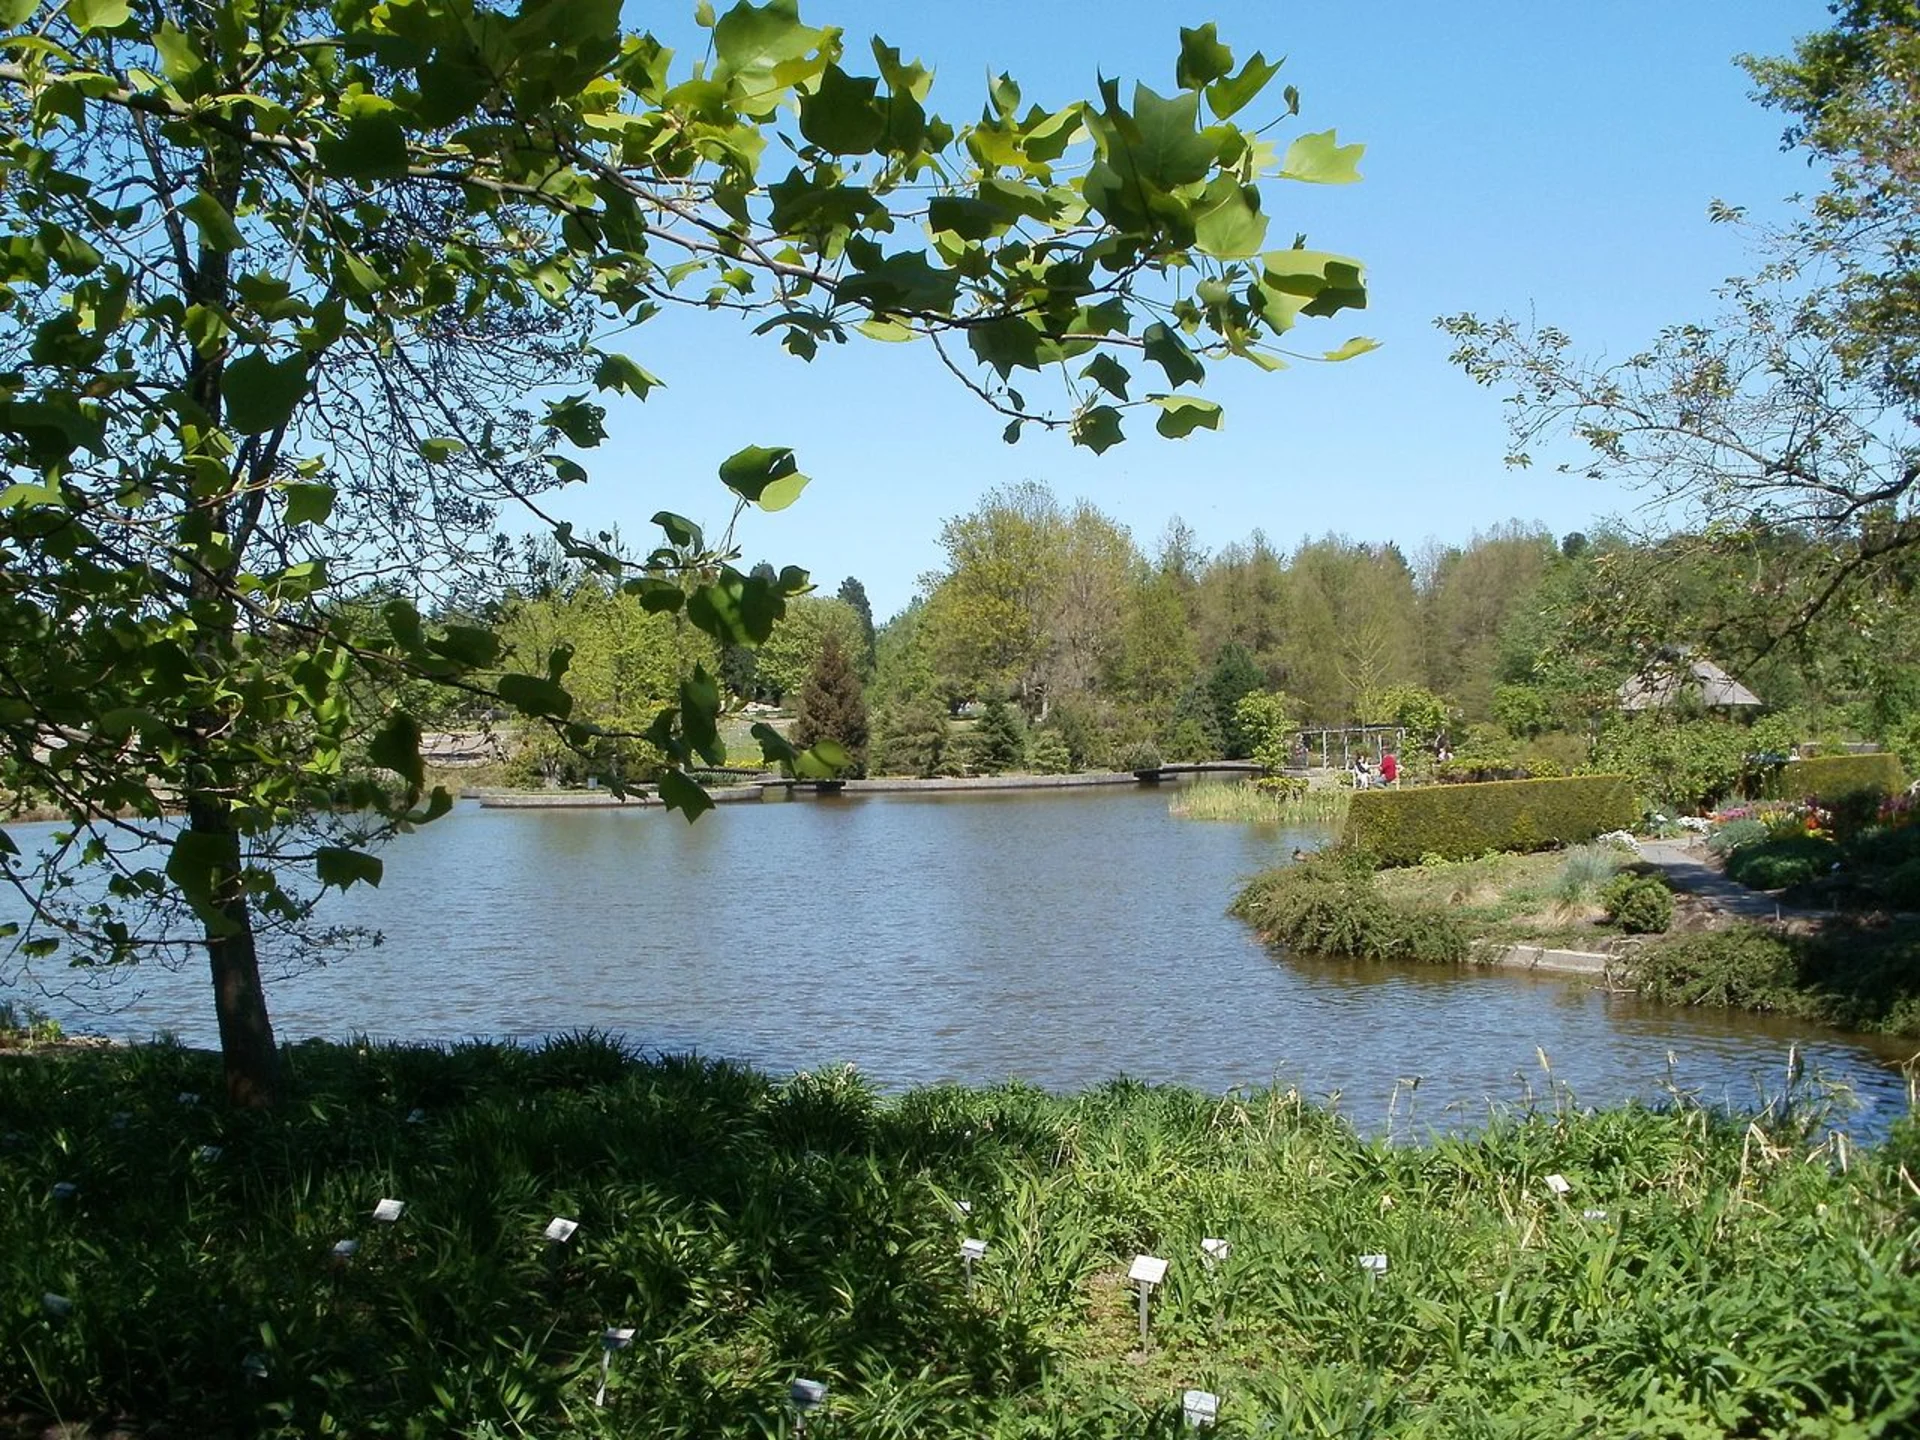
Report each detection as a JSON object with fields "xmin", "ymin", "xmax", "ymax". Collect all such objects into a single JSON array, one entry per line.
[{"xmin": 1373, "ymin": 848, "xmax": 1625, "ymax": 950}]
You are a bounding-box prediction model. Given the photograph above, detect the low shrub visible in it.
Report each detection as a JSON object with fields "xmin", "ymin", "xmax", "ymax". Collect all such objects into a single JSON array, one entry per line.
[
  {"xmin": 1115, "ymin": 740, "xmax": 1163, "ymax": 772},
  {"xmin": 1707, "ymin": 818, "xmax": 1769, "ymax": 857},
  {"xmin": 1231, "ymin": 855, "xmax": 1471, "ymax": 964},
  {"xmin": 1757, "ymin": 751, "xmax": 1907, "ymax": 804},
  {"xmin": 1344, "ymin": 774, "xmax": 1638, "ymax": 866},
  {"xmin": 1627, "ymin": 927, "xmax": 1803, "ymax": 1011},
  {"xmin": 1725, "ymin": 835, "xmax": 1842, "ymax": 891},
  {"xmin": 1883, "ymin": 858, "xmax": 1920, "ymax": 911},
  {"xmin": 1600, "ymin": 873, "xmax": 1673, "ymax": 934}
]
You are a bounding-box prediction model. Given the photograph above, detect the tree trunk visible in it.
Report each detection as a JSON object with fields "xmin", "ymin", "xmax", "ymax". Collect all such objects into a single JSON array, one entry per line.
[{"xmin": 188, "ymin": 793, "xmax": 280, "ymax": 1108}]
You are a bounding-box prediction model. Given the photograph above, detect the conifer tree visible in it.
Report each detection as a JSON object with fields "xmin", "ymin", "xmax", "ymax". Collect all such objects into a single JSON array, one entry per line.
[
  {"xmin": 792, "ymin": 636, "xmax": 870, "ymax": 777},
  {"xmin": 972, "ymin": 695, "xmax": 1029, "ymax": 774}
]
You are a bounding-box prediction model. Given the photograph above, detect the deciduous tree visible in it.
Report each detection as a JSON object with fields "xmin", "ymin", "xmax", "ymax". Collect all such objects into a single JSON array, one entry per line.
[{"xmin": 0, "ymin": 0, "xmax": 1368, "ymax": 1104}]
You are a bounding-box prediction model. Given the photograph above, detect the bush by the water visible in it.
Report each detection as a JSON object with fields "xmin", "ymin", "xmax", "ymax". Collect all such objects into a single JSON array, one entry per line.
[
  {"xmin": 1599, "ymin": 872, "xmax": 1674, "ymax": 933},
  {"xmin": 1725, "ymin": 834, "xmax": 1842, "ymax": 890},
  {"xmin": 1758, "ymin": 751, "xmax": 1907, "ymax": 803},
  {"xmin": 8, "ymin": 1037, "xmax": 1918, "ymax": 1439},
  {"xmin": 1231, "ymin": 854, "xmax": 1471, "ymax": 963},
  {"xmin": 1624, "ymin": 920, "xmax": 1920, "ymax": 1034},
  {"xmin": 1344, "ymin": 774, "xmax": 1638, "ymax": 866}
]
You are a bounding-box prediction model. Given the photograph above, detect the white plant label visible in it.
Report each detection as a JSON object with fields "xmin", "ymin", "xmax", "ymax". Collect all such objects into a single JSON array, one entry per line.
[
  {"xmin": 1129, "ymin": 1255, "xmax": 1169, "ymax": 1286},
  {"xmin": 1200, "ymin": 1237, "xmax": 1231, "ymax": 1264},
  {"xmin": 372, "ymin": 1198, "xmax": 405, "ymax": 1223},
  {"xmin": 1545, "ymin": 1173, "xmax": 1572, "ymax": 1196},
  {"xmin": 544, "ymin": 1217, "xmax": 579, "ymax": 1244},
  {"xmin": 1359, "ymin": 1253, "xmax": 1389, "ymax": 1275}
]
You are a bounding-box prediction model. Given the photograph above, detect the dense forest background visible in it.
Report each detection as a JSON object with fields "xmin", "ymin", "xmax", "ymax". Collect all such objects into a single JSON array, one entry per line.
[{"xmin": 434, "ymin": 477, "xmax": 1920, "ymax": 803}]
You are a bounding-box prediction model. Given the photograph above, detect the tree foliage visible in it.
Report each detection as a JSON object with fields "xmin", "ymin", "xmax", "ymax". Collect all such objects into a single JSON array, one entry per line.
[{"xmin": 0, "ymin": 0, "xmax": 1369, "ymax": 1103}]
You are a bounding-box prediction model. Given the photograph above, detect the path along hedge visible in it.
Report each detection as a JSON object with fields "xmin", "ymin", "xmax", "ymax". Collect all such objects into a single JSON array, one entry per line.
[
  {"xmin": 1344, "ymin": 775, "xmax": 1638, "ymax": 866},
  {"xmin": 1757, "ymin": 752, "xmax": 1908, "ymax": 802}
]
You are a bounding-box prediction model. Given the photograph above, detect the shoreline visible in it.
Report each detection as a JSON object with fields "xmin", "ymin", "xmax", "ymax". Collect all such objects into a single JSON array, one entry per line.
[{"xmin": 468, "ymin": 766, "xmax": 1264, "ymax": 808}]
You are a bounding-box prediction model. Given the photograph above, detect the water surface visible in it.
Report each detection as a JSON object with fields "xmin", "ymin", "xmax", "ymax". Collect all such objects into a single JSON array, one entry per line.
[{"xmin": 7, "ymin": 789, "xmax": 1913, "ymax": 1133}]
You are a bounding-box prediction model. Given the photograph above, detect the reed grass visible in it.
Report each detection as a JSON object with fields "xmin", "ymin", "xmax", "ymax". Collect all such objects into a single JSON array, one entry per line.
[
  {"xmin": 1169, "ymin": 780, "xmax": 1350, "ymax": 828},
  {"xmin": 4, "ymin": 1036, "xmax": 1915, "ymax": 1438}
]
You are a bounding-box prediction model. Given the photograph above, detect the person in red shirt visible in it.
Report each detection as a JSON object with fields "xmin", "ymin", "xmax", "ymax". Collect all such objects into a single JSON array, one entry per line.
[{"xmin": 1380, "ymin": 752, "xmax": 1399, "ymax": 785}]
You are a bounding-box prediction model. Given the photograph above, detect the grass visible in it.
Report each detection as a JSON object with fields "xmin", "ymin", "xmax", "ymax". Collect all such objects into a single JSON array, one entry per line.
[
  {"xmin": 1169, "ymin": 780, "xmax": 1350, "ymax": 828},
  {"xmin": 4, "ymin": 1036, "xmax": 1918, "ymax": 1438},
  {"xmin": 1371, "ymin": 847, "xmax": 1629, "ymax": 948}
]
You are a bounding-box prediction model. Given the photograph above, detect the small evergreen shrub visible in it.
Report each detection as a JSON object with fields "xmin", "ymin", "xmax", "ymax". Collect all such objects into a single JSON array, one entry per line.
[
  {"xmin": 1343, "ymin": 775, "xmax": 1638, "ymax": 866},
  {"xmin": 1027, "ymin": 729, "xmax": 1073, "ymax": 775},
  {"xmin": 1725, "ymin": 835, "xmax": 1841, "ymax": 890},
  {"xmin": 1600, "ymin": 873, "xmax": 1673, "ymax": 933},
  {"xmin": 1116, "ymin": 740, "xmax": 1163, "ymax": 772},
  {"xmin": 1758, "ymin": 752, "xmax": 1907, "ymax": 803}
]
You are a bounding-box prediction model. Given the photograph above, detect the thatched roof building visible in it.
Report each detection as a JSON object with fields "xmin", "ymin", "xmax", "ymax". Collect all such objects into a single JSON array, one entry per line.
[{"xmin": 1618, "ymin": 651, "xmax": 1762, "ymax": 712}]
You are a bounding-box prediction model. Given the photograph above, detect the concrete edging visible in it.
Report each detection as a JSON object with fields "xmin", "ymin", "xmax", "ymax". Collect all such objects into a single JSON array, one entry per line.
[{"xmin": 1479, "ymin": 944, "xmax": 1616, "ymax": 977}]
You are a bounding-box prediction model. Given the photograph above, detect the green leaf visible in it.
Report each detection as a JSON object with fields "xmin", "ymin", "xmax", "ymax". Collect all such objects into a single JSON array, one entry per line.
[
  {"xmin": 718, "ymin": 444, "xmax": 811, "ymax": 511},
  {"xmin": 1176, "ymin": 23, "xmax": 1234, "ymax": 90},
  {"xmin": 368, "ymin": 712, "xmax": 425, "ymax": 788},
  {"xmin": 1321, "ymin": 336, "xmax": 1381, "ymax": 362},
  {"xmin": 1081, "ymin": 352, "xmax": 1131, "ymax": 401},
  {"xmin": 652, "ymin": 511, "xmax": 704, "ymax": 549},
  {"xmin": 181, "ymin": 193, "xmax": 243, "ymax": 252},
  {"xmin": 1281, "ymin": 129, "xmax": 1365, "ymax": 184},
  {"xmin": 543, "ymin": 395, "xmax": 607, "ymax": 448},
  {"xmin": 1205, "ymin": 52, "xmax": 1282, "ymax": 120},
  {"xmin": 591, "ymin": 352, "xmax": 662, "ymax": 398},
  {"xmin": 656, "ymin": 768, "xmax": 714, "ymax": 822},
  {"xmin": 418, "ymin": 437, "xmax": 465, "ymax": 463},
  {"xmin": 713, "ymin": 0, "xmax": 822, "ymax": 84},
  {"xmin": 0, "ymin": 0, "xmax": 39, "ymax": 25},
  {"xmin": 316, "ymin": 847, "xmax": 384, "ymax": 891},
  {"xmin": 1071, "ymin": 405, "xmax": 1125, "ymax": 454},
  {"xmin": 223, "ymin": 351, "xmax": 310, "ymax": 435},
  {"xmin": 1152, "ymin": 395, "xmax": 1223, "ymax": 438},
  {"xmin": 800, "ymin": 65, "xmax": 885, "ymax": 154},
  {"xmin": 282, "ymin": 483, "xmax": 334, "ymax": 526},
  {"xmin": 497, "ymin": 673, "xmax": 573, "ymax": 720},
  {"xmin": 152, "ymin": 21, "xmax": 206, "ymax": 86},
  {"xmin": 794, "ymin": 739, "xmax": 850, "ymax": 778},
  {"xmin": 68, "ymin": 0, "xmax": 130, "ymax": 31},
  {"xmin": 317, "ymin": 113, "xmax": 410, "ymax": 181},
  {"xmin": 427, "ymin": 625, "xmax": 501, "ymax": 667},
  {"xmin": 624, "ymin": 576, "xmax": 686, "ymax": 614},
  {"xmin": 1142, "ymin": 322, "xmax": 1206, "ymax": 387},
  {"xmin": 164, "ymin": 830, "xmax": 227, "ymax": 909},
  {"xmin": 1128, "ymin": 84, "xmax": 1215, "ymax": 188},
  {"xmin": 1192, "ymin": 177, "xmax": 1267, "ymax": 259}
]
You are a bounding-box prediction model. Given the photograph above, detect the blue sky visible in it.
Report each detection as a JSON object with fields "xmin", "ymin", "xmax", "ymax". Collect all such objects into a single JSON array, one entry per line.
[{"xmin": 558, "ymin": 1, "xmax": 1828, "ymax": 618}]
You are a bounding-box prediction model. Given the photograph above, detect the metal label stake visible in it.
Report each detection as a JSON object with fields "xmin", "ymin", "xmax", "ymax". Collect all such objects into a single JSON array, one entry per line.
[{"xmin": 1129, "ymin": 1255, "xmax": 1168, "ymax": 1348}]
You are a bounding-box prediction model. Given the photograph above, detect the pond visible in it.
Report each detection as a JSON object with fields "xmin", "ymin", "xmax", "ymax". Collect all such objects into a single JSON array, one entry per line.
[{"xmin": 5, "ymin": 788, "xmax": 1914, "ymax": 1133}]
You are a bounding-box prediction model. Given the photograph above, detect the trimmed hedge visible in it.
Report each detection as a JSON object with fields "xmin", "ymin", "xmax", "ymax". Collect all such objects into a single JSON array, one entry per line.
[
  {"xmin": 1758, "ymin": 752, "xmax": 1906, "ymax": 802},
  {"xmin": 1344, "ymin": 774, "xmax": 1638, "ymax": 866}
]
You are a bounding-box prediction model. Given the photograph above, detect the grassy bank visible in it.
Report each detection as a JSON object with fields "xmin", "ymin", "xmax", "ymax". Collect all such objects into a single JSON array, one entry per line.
[
  {"xmin": 5, "ymin": 1038, "xmax": 1918, "ymax": 1438},
  {"xmin": 1236, "ymin": 850, "xmax": 1920, "ymax": 1038}
]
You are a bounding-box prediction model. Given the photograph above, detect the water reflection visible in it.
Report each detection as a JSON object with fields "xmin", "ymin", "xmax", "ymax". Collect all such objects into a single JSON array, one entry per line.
[{"xmin": 5, "ymin": 789, "xmax": 1913, "ymax": 1134}]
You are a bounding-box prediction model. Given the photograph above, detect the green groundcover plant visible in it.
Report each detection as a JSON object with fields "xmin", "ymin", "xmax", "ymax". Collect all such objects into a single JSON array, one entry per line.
[{"xmin": 4, "ymin": 1036, "xmax": 1918, "ymax": 1438}]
